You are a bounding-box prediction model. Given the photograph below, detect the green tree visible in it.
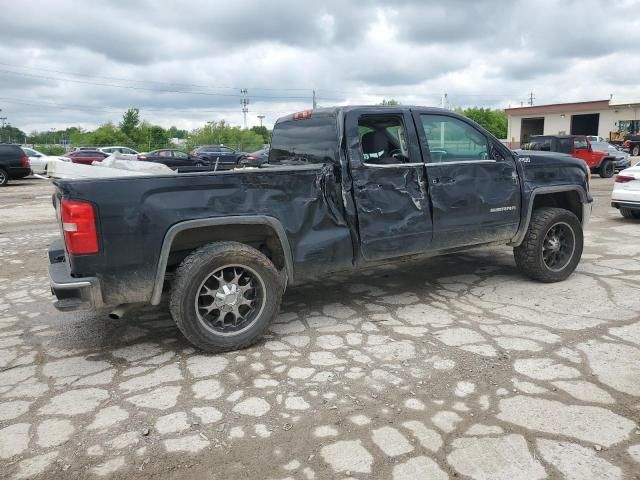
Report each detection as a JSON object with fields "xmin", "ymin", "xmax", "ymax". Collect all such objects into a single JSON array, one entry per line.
[
  {"xmin": 119, "ymin": 108, "xmax": 140, "ymax": 137},
  {"xmin": 379, "ymin": 99, "xmax": 399, "ymax": 106},
  {"xmin": 188, "ymin": 120, "xmax": 264, "ymax": 152},
  {"xmin": 250, "ymin": 125, "xmax": 270, "ymax": 143},
  {"xmin": 168, "ymin": 126, "xmax": 188, "ymax": 139},
  {"xmin": 0, "ymin": 125, "xmax": 26, "ymax": 143},
  {"xmin": 461, "ymin": 107, "xmax": 507, "ymax": 139}
]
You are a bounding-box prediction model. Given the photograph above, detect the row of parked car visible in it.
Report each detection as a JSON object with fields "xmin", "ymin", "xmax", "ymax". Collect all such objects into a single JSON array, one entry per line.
[
  {"xmin": 62, "ymin": 145, "xmax": 268, "ymax": 169},
  {"xmin": 0, "ymin": 143, "xmax": 269, "ymax": 185},
  {"xmin": 4, "ymin": 144, "xmax": 270, "ymax": 178}
]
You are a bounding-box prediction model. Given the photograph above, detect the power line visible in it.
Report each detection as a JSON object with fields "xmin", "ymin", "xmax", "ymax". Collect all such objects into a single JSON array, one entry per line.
[
  {"xmin": 0, "ymin": 62, "xmax": 314, "ymax": 92},
  {"xmin": 0, "ymin": 96, "xmax": 291, "ymax": 115},
  {"xmin": 0, "ymin": 69, "xmax": 324, "ymax": 100},
  {"xmin": 0, "ymin": 63, "xmax": 530, "ymax": 103}
]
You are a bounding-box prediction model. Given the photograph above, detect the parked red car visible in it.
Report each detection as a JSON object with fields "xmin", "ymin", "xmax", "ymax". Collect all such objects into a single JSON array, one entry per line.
[
  {"xmin": 522, "ymin": 135, "xmax": 615, "ymax": 178},
  {"xmin": 64, "ymin": 150, "xmax": 109, "ymax": 165}
]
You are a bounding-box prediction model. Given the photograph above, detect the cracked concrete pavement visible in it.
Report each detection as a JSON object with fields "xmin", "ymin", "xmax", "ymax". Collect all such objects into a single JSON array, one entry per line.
[{"xmin": 0, "ymin": 176, "xmax": 639, "ymax": 479}]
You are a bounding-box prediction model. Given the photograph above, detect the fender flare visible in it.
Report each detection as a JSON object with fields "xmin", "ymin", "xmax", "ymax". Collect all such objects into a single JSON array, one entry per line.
[
  {"xmin": 510, "ymin": 185, "xmax": 590, "ymax": 247},
  {"xmin": 150, "ymin": 216, "xmax": 294, "ymax": 305}
]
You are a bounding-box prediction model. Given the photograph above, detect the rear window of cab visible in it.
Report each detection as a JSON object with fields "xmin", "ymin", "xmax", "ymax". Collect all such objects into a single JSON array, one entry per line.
[{"xmin": 269, "ymin": 113, "xmax": 338, "ymax": 165}]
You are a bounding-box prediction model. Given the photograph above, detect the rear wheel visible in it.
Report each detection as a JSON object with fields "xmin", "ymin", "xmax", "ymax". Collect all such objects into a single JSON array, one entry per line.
[
  {"xmin": 0, "ymin": 168, "xmax": 8, "ymax": 186},
  {"xmin": 194, "ymin": 161, "xmax": 205, "ymax": 167},
  {"xmin": 169, "ymin": 241, "xmax": 284, "ymax": 352},
  {"xmin": 514, "ymin": 207, "xmax": 583, "ymax": 282},
  {"xmin": 632, "ymin": 145, "xmax": 640, "ymax": 157},
  {"xmin": 599, "ymin": 160, "xmax": 614, "ymax": 178},
  {"xmin": 620, "ymin": 207, "xmax": 640, "ymax": 219}
]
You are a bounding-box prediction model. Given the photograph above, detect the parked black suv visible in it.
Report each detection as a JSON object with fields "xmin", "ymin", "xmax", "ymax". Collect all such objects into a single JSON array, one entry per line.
[
  {"xmin": 0, "ymin": 144, "xmax": 30, "ymax": 186},
  {"xmin": 190, "ymin": 145, "xmax": 248, "ymax": 169}
]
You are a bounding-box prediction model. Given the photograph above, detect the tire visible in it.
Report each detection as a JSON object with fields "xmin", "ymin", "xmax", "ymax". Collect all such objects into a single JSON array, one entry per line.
[
  {"xmin": 632, "ymin": 145, "xmax": 640, "ymax": 157},
  {"xmin": 620, "ymin": 207, "xmax": 640, "ymax": 219},
  {"xmin": 169, "ymin": 241, "xmax": 284, "ymax": 352},
  {"xmin": 194, "ymin": 162, "xmax": 205, "ymax": 167},
  {"xmin": 514, "ymin": 207, "xmax": 583, "ymax": 283},
  {"xmin": 0, "ymin": 168, "xmax": 8, "ymax": 186},
  {"xmin": 599, "ymin": 160, "xmax": 614, "ymax": 178}
]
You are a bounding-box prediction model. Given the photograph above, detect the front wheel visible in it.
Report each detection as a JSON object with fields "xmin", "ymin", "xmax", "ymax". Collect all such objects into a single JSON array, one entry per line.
[
  {"xmin": 514, "ymin": 207, "xmax": 583, "ymax": 283},
  {"xmin": 599, "ymin": 160, "xmax": 614, "ymax": 178},
  {"xmin": 0, "ymin": 168, "xmax": 8, "ymax": 186},
  {"xmin": 632, "ymin": 145, "xmax": 640, "ymax": 157},
  {"xmin": 169, "ymin": 241, "xmax": 284, "ymax": 352}
]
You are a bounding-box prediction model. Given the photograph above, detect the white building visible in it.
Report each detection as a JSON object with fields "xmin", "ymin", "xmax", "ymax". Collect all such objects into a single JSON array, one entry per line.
[{"xmin": 504, "ymin": 99, "xmax": 640, "ymax": 148}]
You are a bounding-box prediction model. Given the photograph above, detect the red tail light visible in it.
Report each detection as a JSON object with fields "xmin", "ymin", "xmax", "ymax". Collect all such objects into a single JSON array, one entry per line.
[
  {"xmin": 138, "ymin": 155, "xmax": 147, "ymax": 160},
  {"xmin": 244, "ymin": 156, "xmax": 257, "ymax": 161},
  {"xmin": 21, "ymin": 156, "xmax": 30, "ymax": 168},
  {"xmin": 623, "ymin": 140, "xmax": 631, "ymax": 148},
  {"xmin": 293, "ymin": 110, "xmax": 313, "ymax": 120},
  {"xmin": 60, "ymin": 199, "xmax": 98, "ymax": 254},
  {"xmin": 615, "ymin": 174, "xmax": 635, "ymax": 183}
]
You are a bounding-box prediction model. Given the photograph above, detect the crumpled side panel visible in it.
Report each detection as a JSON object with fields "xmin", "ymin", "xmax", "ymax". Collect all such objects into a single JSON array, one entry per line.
[{"xmin": 56, "ymin": 166, "xmax": 354, "ymax": 304}]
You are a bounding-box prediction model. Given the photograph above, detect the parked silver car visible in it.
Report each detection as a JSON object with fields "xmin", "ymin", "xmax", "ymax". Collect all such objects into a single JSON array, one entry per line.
[{"xmin": 591, "ymin": 141, "xmax": 631, "ymax": 171}]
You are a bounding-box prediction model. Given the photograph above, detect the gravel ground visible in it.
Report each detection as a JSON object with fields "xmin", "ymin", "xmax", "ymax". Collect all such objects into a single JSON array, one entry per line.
[{"xmin": 0, "ymin": 175, "xmax": 639, "ymax": 480}]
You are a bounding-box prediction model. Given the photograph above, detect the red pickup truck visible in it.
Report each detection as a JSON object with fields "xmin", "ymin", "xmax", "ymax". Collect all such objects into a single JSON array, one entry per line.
[{"xmin": 522, "ymin": 135, "xmax": 615, "ymax": 178}]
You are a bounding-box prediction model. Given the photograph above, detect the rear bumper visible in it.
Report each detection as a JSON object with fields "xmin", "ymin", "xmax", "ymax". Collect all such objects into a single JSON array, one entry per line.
[
  {"xmin": 612, "ymin": 200, "xmax": 640, "ymax": 211},
  {"xmin": 9, "ymin": 167, "xmax": 31, "ymax": 179},
  {"xmin": 48, "ymin": 239, "xmax": 102, "ymax": 311}
]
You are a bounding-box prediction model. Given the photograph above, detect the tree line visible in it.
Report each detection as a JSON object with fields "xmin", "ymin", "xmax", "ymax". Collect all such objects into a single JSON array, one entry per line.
[{"xmin": 1, "ymin": 108, "xmax": 270, "ymax": 155}]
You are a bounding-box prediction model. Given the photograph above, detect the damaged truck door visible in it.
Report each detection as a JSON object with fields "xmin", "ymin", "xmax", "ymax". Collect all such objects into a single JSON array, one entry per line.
[
  {"xmin": 417, "ymin": 113, "xmax": 521, "ymax": 249},
  {"xmin": 347, "ymin": 109, "xmax": 433, "ymax": 260}
]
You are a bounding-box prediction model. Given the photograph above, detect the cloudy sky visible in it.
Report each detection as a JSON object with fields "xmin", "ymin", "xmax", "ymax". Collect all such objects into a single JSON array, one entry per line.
[{"xmin": 1, "ymin": 0, "xmax": 640, "ymax": 132}]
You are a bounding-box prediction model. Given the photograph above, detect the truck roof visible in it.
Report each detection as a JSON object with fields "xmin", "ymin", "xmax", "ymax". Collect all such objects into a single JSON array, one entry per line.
[{"xmin": 275, "ymin": 105, "xmax": 456, "ymax": 122}]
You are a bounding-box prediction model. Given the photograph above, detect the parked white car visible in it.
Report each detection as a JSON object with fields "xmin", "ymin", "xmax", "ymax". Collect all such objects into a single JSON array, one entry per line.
[
  {"xmin": 21, "ymin": 147, "xmax": 70, "ymax": 175},
  {"xmin": 98, "ymin": 146, "xmax": 139, "ymax": 160},
  {"xmin": 612, "ymin": 164, "xmax": 640, "ymax": 219}
]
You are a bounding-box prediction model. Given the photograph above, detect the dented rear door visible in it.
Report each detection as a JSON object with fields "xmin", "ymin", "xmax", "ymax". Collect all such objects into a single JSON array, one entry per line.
[
  {"xmin": 346, "ymin": 108, "xmax": 433, "ymax": 261},
  {"xmin": 415, "ymin": 112, "xmax": 520, "ymax": 249}
]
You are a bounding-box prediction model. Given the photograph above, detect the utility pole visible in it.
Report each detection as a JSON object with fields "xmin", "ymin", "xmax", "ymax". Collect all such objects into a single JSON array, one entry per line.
[
  {"xmin": 257, "ymin": 114, "xmax": 265, "ymax": 128},
  {"xmin": 312, "ymin": 90, "xmax": 317, "ymax": 109},
  {"xmin": 240, "ymin": 89, "xmax": 249, "ymax": 129},
  {"xmin": 528, "ymin": 91, "xmax": 535, "ymax": 106}
]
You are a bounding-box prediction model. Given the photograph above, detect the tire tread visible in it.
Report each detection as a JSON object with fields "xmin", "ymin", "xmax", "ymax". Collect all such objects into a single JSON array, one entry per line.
[
  {"xmin": 514, "ymin": 207, "xmax": 583, "ymax": 283},
  {"xmin": 169, "ymin": 241, "xmax": 283, "ymax": 352}
]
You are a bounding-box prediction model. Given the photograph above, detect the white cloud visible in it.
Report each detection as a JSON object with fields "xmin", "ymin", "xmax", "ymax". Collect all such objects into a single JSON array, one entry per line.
[{"xmin": 0, "ymin": 0, "xmax": 639, "ymax": 131}]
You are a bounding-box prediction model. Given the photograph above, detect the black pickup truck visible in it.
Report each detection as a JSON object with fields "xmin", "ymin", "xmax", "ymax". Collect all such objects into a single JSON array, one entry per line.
[{"xmin": 48, "ymin": 106, "xmax": 592, "ymax": 352}]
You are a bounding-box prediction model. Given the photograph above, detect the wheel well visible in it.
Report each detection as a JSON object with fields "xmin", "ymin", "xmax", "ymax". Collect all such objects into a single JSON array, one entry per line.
[
  {"xmin": 166, "ymin": 224, "xmax": 286, "ymax": 273},
  {"xmin": 532, "ymin": 191, "xmax": 583, "ymax": 223}
]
